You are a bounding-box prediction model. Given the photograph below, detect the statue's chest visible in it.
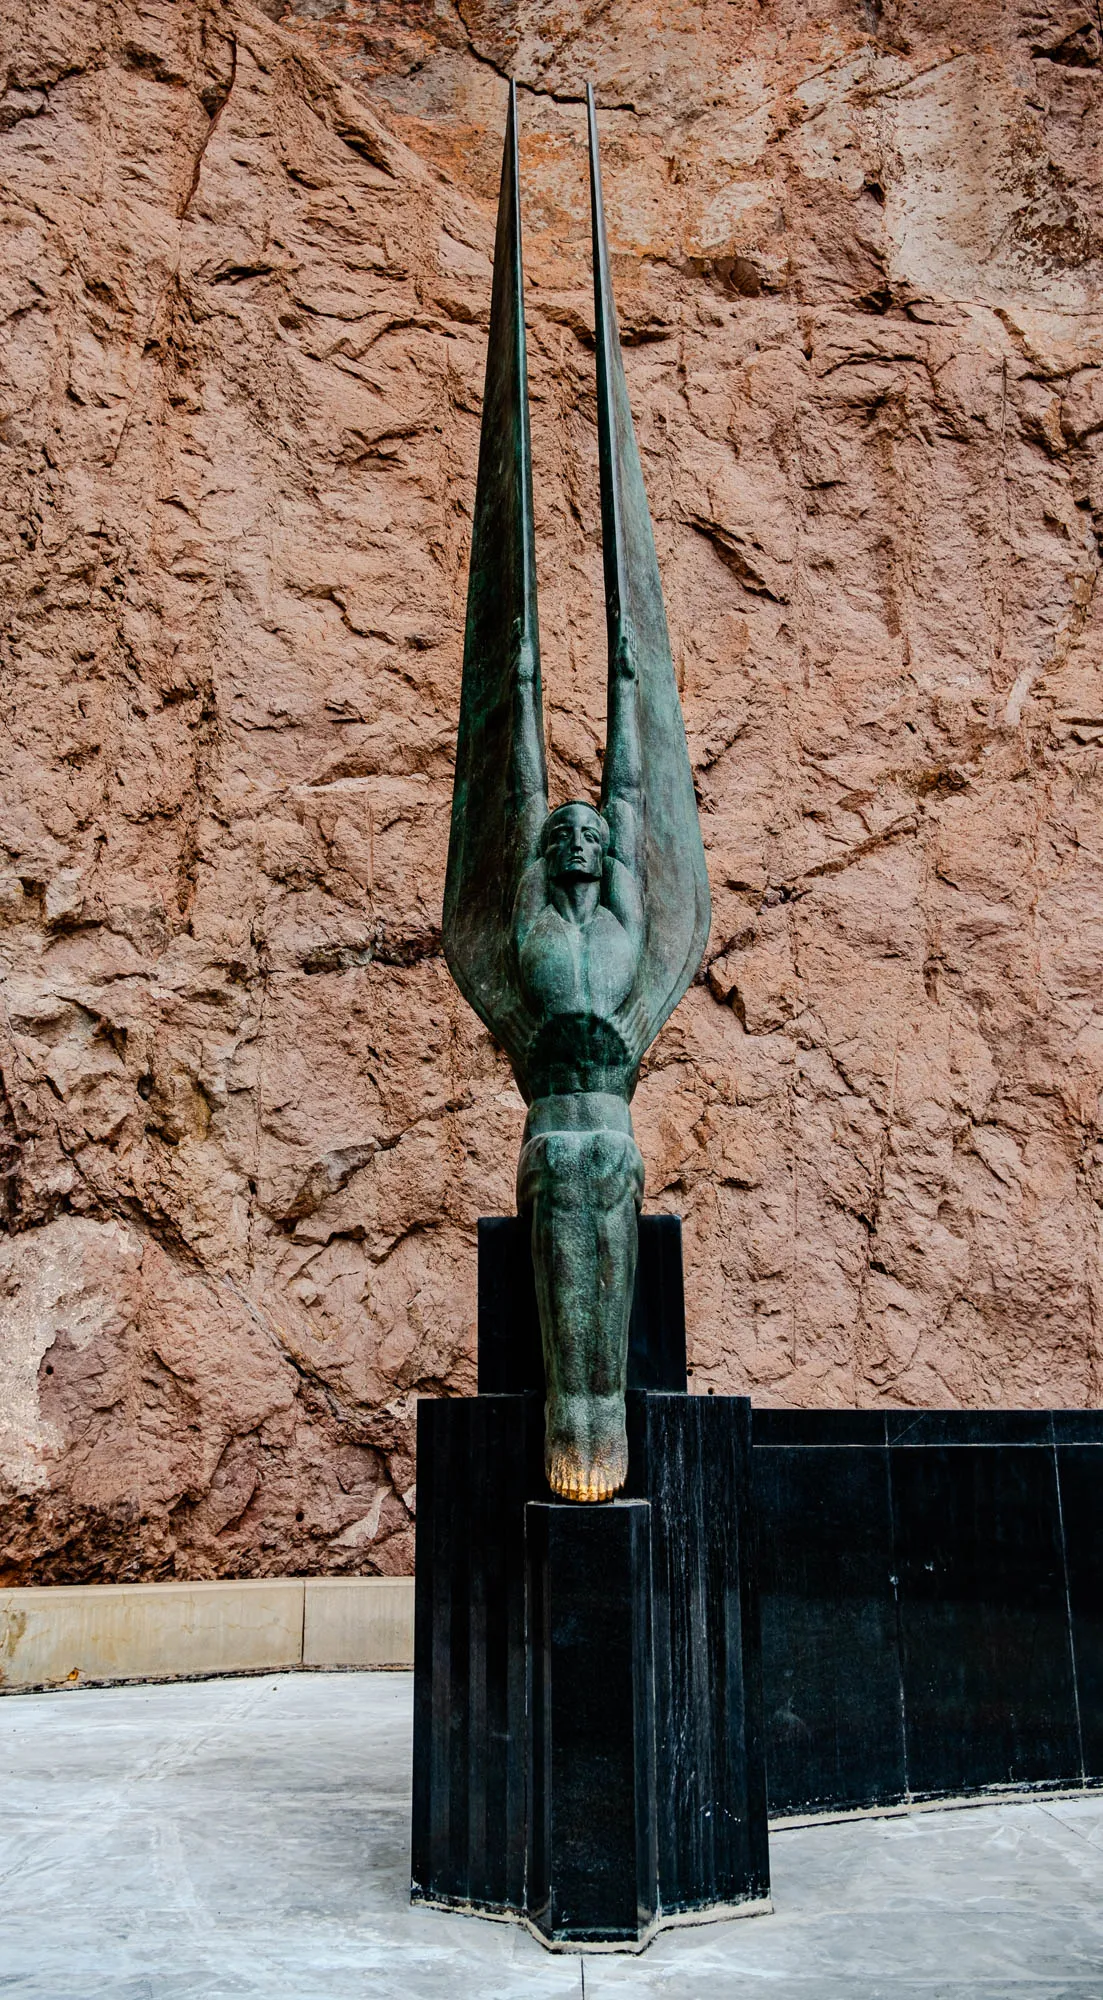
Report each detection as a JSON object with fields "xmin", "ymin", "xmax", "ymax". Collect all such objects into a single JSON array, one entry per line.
[{"xmin": 519, "ymin": 905, "xmax": 636, "ymax": 1020}]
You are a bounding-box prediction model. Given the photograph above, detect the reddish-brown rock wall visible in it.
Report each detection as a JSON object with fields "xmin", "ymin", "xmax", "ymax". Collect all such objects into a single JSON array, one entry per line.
[{"xmin": 2, "ymin": 0, "xmax": 1103, "ymax": 1580}]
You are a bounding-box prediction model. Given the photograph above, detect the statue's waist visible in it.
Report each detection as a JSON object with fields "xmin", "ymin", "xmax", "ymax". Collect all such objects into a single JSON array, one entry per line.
[
  {"xmin": 521, "ymin": 1011, "xmax": 636, "ymax": 1102},
  {"xmin": 523, "ymin": 1092, "xmax": 634, "ymax": 1140}
]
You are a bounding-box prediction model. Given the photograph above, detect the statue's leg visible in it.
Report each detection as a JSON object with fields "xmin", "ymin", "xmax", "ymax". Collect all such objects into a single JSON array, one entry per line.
[{"xmin": 519, "ymin": 1127, "xmax": 643, "ymax": 1501}]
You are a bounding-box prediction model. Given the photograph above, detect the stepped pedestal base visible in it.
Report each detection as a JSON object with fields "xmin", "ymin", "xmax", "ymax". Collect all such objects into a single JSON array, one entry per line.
[{"xmin": 411, "ymin": 1218, "xmax": 769, "ymax": 1950}]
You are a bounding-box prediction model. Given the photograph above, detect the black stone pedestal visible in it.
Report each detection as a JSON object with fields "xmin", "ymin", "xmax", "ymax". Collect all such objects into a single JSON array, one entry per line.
[
  {"xmin": 527, "ymin": 1500, "xmax": 656, "ymax": 1945},
  {"xmin": 477, "ymin": 1214, "xmax": 688, "ymax": 1396},
  {"xmin": 411, "ymin": 1215, "xmax": 770, "ymax": 1948}
]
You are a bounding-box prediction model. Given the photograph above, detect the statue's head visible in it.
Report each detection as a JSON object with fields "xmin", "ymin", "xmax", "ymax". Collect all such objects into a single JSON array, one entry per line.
[{"xmin": 540, "ymin": 801, "xmax": 609, "ymax": 884}]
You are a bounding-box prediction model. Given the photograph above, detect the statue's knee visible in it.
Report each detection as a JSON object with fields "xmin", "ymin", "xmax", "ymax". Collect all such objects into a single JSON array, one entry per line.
[{"xmin": 580, "ymin": 1131, "xmax": 644, "ymax": 1210}]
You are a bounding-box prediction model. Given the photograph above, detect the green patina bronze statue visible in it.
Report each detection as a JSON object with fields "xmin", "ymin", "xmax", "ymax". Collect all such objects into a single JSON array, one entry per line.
[{"xmin": 444, "ymin": 84, "xmax": 710, "ymax": 1502}]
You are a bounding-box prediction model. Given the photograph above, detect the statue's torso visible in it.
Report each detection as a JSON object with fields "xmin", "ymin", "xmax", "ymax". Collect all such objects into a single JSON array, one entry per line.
[
  {"xmin": 517, "ymin": 901, "xmax": 637, "ymax": 1026},
  {"xmin": 515, "ymin": 899, "xmax": 640, "ymax": 1100}
]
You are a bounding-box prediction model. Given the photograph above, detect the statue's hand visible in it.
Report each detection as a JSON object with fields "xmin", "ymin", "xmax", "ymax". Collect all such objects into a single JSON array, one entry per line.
[
  {"xmin": 612, "ymin": 635, "xmax": 638, "ymax": 682},
  {"xmin": 514, "ymin": 630, "xmax": 538, "ymax": 686}
]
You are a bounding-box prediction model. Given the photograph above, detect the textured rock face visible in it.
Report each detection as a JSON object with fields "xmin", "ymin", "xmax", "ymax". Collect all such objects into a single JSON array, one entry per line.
[{"xmin": 2, "ymin": 0, "xmax": 1103, "ymax": 1580}]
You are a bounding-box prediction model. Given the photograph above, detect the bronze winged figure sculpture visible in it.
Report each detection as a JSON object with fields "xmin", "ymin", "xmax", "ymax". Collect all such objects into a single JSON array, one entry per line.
[{"xmin": 443, "ymin": 83, "xmax": 711, "ymax": 1503}]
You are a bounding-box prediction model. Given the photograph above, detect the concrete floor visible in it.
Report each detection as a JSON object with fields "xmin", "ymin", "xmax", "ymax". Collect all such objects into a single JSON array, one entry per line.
[{"xmin": 1, "ymin": 1673, "xmax": 1101, "ymax": 1999}]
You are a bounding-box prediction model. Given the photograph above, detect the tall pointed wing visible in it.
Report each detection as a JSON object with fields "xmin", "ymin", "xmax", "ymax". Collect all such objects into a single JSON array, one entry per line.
[
  {"xmin": 588, "ymin": 87, "xmax": 711, "ymax": 1058},
  {"xmin": 443, "ymin": 83, "xmax": 546, "ymax": 1071}
]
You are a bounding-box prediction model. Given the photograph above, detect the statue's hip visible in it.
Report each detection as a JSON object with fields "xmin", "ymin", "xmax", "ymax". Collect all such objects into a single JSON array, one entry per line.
[{"xmin": 517, "ymin": 1092, "xmax": 644, "ymax": 1215}]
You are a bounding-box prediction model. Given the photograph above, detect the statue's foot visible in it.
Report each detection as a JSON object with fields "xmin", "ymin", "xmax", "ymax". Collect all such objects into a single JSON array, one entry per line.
[
  {"xmin": 546, "ymin": 1443, "xmax": 624, "ymax": 1502},
  {"xmin": 545, "ymin": 1394, "xmax": 628, "ymax": 1502}
]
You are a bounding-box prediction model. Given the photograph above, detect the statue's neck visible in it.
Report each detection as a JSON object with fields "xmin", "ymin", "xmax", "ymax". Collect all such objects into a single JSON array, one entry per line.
[{"xmin": 550, "ymin": 878, "xmax": 600, "ymax": 926}]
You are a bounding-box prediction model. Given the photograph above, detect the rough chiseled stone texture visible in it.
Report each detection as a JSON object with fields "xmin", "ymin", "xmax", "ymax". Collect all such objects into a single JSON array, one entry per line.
[{"xmin": 2, "ymin": 0, "xmax": 1102, "ymax": 1580}]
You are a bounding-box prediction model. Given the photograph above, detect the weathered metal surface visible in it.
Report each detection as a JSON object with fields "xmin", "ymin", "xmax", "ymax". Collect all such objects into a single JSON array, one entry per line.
[{"xmin": 443, "ymin": 84, "xmax": 710, "ymax": 1501}]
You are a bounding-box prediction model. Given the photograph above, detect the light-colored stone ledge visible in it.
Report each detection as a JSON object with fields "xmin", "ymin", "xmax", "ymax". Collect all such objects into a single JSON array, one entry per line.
[{"xmin": 0, "ymin": 1576, "xmax": 415, "ymax": 1692}]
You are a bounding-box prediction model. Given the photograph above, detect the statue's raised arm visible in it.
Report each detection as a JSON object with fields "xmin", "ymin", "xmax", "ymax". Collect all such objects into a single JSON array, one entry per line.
[{"xmin": 443, "ymin": 83, "xmax": 546, "ymax": 1076}]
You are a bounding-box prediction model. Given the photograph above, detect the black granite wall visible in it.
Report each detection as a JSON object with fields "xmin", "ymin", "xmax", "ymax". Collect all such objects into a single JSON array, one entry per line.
[{"xmin": 753, "ymin": 1409, "xmax": 1103, "ymax": 1817}]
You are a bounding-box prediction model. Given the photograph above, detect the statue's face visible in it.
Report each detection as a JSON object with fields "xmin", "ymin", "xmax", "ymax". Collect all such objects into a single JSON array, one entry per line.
[{"xmin": 544, "ymin": 803, "xmax": 606, "ymax": 883}]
